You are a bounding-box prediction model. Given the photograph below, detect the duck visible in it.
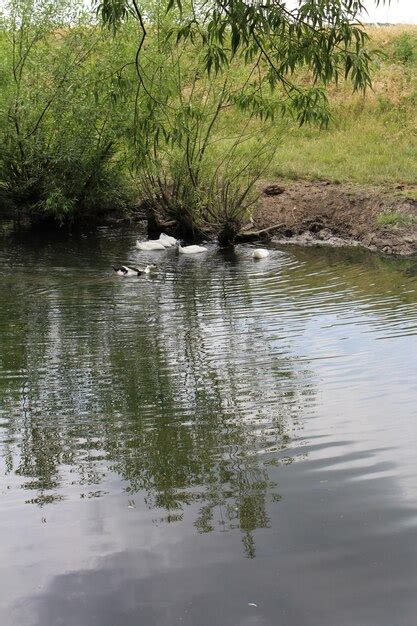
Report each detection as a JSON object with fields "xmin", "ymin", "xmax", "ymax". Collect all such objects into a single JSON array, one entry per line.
[
  {"xmin": 113, "ymin": 265, "xmax": 156, "ymax": 276},
  {"xmin": 159, "ymin": 233, "xmax": 177, "ymax": 247},
  {"xmin": 136, "ymin": 239, "xmax": 167, "ymax": 251},
  {"xmin": 178, "ymin": 242, "xmax": 208, "ymax": 254},
  {"xmin": 252, "ymin": 248, "xmax": 270, "ymax": 259}
]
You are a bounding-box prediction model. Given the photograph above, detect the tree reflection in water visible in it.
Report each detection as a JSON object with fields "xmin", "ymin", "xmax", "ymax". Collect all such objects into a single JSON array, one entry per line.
[{"xmin": 0, "ymin": 236, "xmax": 316, "ymax": 557}]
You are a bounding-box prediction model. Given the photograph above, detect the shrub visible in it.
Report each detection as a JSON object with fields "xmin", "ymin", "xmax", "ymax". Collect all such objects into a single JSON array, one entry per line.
[
  {"xmin": 392, "ymin": 33, "xmax": 417, "ymax": 65},
  {"xmin": 127, "ymin": 18, "xmax": 278, "ymax": 245},
  {"xmin": 0, "ymin": 0, "xmax": 131, "ymax": 225}
]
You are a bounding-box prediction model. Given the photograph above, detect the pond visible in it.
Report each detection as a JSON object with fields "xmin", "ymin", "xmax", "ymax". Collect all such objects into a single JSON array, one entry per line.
[{"xmin": 0, "ymin": 229, "xmax": 417, "ymax": 626}]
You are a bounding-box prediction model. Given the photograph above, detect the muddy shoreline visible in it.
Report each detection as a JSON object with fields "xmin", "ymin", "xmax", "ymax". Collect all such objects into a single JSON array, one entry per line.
[
  {"xmin": 3, "ymin": 179, "xmax": 417, "ymax": 257},
  {"xmin": 249, "ymin": 180, "xmax": 417, "ymax": 257}
]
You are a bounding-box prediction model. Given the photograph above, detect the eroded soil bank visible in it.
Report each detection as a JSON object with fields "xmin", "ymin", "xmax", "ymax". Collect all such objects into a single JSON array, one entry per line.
[{"xmin": 249, "ymin": 180, "xmax": 417, "ymax": 256}]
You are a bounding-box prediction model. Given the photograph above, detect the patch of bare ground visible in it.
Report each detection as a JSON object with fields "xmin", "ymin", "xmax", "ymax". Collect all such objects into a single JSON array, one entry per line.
[{"xmin": 244, "ymin": 180, "xmax": 417, "ymax": 256}]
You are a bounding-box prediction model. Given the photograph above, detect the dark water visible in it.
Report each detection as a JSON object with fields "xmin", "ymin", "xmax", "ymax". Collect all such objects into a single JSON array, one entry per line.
[{"xmin": 1, "ymin": 229, "xmax": 417, "ymax": 626}]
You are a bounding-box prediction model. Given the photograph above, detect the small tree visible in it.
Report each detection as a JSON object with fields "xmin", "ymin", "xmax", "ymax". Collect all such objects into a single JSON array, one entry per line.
[
  {"xmin": 96, "ymin": 0, "xmax": 387, "ymax": 243},
  {"xmin": 125, "ymin": 19, "xmax": 277, "ymax": 244}
]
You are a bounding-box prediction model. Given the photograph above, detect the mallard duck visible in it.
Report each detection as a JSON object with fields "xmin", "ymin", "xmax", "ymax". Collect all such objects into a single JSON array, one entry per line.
[{"xmin": 113, "ymin": 265, "xmax": 156, "ymax": 276}]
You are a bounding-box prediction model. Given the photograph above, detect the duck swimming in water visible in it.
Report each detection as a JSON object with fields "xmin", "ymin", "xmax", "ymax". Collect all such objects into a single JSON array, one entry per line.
[
  {"xmin": 178, "ymin": 242, "xmax": 207, "ymax": 254},
  {"xmin": 159, "ymin": 233, "xmax": 177, "ymax": 247},
  {"xmin": 136, "ymin": 240, "xmax": 168, "ymax": 251},
  {"xmin": 113, "ymin": 265, "xmax": 156, "ymax": 276},
  {"xmin": 252, "ymin": 248, "xmax": 270, "ymax": 259}
]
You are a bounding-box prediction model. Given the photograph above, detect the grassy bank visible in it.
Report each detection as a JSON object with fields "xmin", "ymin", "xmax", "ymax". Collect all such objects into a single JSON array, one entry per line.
[{"xmin": 268, "ymin": 26, "xmax": 417, "ymax": 185}]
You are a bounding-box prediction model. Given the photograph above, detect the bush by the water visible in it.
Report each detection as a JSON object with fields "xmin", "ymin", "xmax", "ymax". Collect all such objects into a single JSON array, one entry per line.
[{"xmin": 0, "ymin": 1, "xmax": 133, "ymax": 224}]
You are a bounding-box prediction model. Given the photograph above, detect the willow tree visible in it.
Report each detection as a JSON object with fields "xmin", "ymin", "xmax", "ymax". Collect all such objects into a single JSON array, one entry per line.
[
  {"xmin": 96, "ymin": 0, "xmax": 386, "ymax": 244},
  {"xmin": 97, "ymin": 0, "xmax": 387, "ymax": 118}
]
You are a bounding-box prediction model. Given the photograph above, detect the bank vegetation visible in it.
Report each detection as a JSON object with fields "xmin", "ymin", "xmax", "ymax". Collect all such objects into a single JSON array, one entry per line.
[{"xmin": 0, "ymin": 1, "xmax": 415, "ymax": 245}]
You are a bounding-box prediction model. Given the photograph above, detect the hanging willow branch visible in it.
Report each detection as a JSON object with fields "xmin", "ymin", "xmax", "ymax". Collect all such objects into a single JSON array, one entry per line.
[{"xmin": 96, "ymin": 0, "xmax": 390, "ymax": 127}]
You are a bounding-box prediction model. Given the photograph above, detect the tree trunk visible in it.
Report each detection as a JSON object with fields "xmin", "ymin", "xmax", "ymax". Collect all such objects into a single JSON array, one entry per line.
[{"xmin": 217, "ymin": 220, "xmax": 240, "ymax": 247}]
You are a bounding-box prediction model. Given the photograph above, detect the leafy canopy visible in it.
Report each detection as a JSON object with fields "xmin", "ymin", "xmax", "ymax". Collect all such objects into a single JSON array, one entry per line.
[{"xmin": 96, "ymin": 0, "xmax": 389, "ymax": 126}]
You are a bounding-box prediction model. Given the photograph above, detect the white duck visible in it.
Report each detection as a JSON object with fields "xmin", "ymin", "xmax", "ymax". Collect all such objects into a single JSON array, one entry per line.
[
  {"xmin": 159, "ymin": 233, "xmax": 177, "ymax": 247},
  {"xmin": 136, "ymin": 239, "xmax": 167, "ymax": 251},
  {"xmin": 178, "ymin": 242, "xmax": 207, "ymax": 254},
  {"xmin": 113, "ymin": 265, "xmax": 155, "ymax": 276},
  {"xmin": 252, "ymin": 248, "xmax": 270, "ymax": 259}
]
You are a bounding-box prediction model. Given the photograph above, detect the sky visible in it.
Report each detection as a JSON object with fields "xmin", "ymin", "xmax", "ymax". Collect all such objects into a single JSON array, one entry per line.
[
  {"xmin": 361, "ymin": 0, "xmax": 417, "ymax": 23},
  {"xmin": 285, "ymin": 1, "xmax": 417, "ymax": 24}
]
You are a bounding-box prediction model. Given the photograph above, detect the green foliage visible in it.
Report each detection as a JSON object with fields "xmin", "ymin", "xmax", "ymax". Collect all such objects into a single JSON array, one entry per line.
[
  {"xmin": 97, "ymin": 0, "xmax": 388, "ymax": 129},
  {"xmin": 392, "ymin": 33, "xmax": 417, "ymax": 64},
  {"xmin": 91, "ymin": 0, "xmax": 396, "ymax": 241},
  {"xmin": 123, "ymin": 17, "xmax": 277, "ymax": 244},
  {"xmin": 264, "ymin": 23, "xmax": 417, "ymax": 186},
  {"xmin": 0, "ymin": 0, "xmax": 132, "ymax": 223},
  {"xmin": 377, "ymin": 211, "xmax": 417, "ymax": 228},
  {"xmin": 0, "ymin": 0, "xmax": 409, "ymax": 240}
]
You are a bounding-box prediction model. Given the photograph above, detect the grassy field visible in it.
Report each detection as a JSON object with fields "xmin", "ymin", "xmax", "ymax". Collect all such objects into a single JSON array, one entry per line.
[{"xmin": 266, "ymin": 26, "xmax": 417, "ymax": 185}]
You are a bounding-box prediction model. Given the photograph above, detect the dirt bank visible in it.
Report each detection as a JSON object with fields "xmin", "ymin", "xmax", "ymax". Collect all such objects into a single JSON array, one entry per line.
[{"xmin": 248, "ymin": 180, "xmax": 417, "ymax": 256}]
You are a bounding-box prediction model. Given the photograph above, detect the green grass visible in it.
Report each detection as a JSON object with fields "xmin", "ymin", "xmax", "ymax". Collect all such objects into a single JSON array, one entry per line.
[
  {"xmin": 377, "ymin": 211, "xmax": 417, "ymax": 228},
  {"xmin": 249, "ymin": 26, "xmax": 417, "ymax": 186},
  {"xmin": 396, "ymin": 189, "xmax": 417, "ymax": 201},
  {"xmin": 268, "ymin": 115, "xmax": 416, "ymax": 185}
]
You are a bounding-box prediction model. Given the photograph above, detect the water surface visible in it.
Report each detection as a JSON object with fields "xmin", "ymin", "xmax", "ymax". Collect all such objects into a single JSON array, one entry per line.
[{"xmin": 0, "ymin": 230, "xmax": 417, "ymax": 625}]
